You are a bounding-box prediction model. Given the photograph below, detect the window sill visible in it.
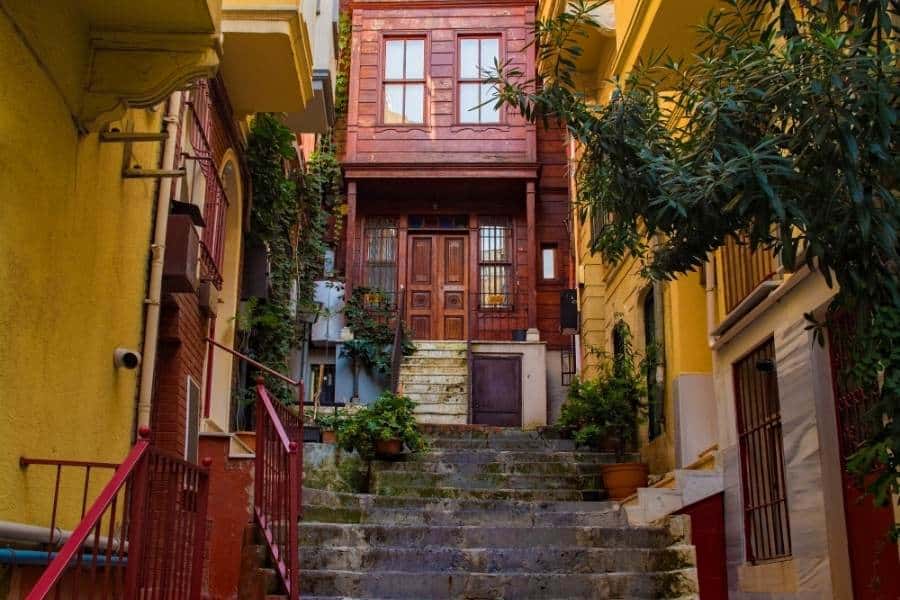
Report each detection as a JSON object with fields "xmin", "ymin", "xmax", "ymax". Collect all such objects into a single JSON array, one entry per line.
[{"xmin": 737, "ymin": 558, "xmax": 797, "ymax": 593}]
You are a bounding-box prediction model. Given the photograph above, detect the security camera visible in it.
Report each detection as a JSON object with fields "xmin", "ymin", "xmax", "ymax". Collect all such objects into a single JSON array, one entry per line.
[{"xmin": 114, "ymin": 348, "xmax": 142, "ymax": 370}]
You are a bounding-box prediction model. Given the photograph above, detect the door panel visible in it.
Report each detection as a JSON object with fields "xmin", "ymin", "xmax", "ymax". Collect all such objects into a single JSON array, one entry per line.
[
  {"xmin": 472, "ymin": 355, "xmax": 522, "ymax": 426},
  {"xmin": 407, "ymin": 234, "xmax": 467, "ymax": 340}
]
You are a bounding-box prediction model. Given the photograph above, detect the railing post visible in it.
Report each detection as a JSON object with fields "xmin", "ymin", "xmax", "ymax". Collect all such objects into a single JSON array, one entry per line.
[
  {"xmin": 254, "ymin": 377, "xmax": 265, "ymax": 512},
  {"xmin": 296, "ymin": 382, "xmax": 304, "ymax": 519},
  {"xmin": 189, "ymin": 457, "xmax": 212, "ymax": 600},
  {"xmin": 288, "ymin": 444, "xmax": 300, "ymax": 600},
  {"xmin": 123, "ymin": 429, "xmax": 151, "ymax": 597}
]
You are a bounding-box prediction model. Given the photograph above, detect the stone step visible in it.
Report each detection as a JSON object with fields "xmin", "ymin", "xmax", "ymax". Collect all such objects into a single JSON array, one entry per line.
[
  {"xmin": 411, "ymin": 413, "xmax": 469, "ymax": 425},
  {"xmin": 400, "ymin": 373, "xmax": 467, "ymax": 385},
  {"xmin": 403, "ymin": 449, "xmax": 622, "ymax": 465},
  {"xmin": 299, "ymin": 568, "xmax": 698, "ymax": 599},
  {"xmin": 300, "ymin": 544, "xmax": 695, "ymax": 574},
  {"xmin": 372, "ymin": 470, "xmax": 604, "ymax": 491},
  {"xmin": 401, "ymin": 355, "xmax": 468, "ymax": 365},
  {"xmin": 303, "ymin": 487, "xmax": 619, "ymax": 517},
  {"xmin": 298, "ymin": 523, "xmax": 673, "ymax": 550},
  {"xmin": 336, "ymin": 506, "xmax": 625, "ymax": 527},
  {"xmin": 403, "ymin": 349, "xmax": 467, "ymax": 359},
  {"xmin": 370, "ymin": 485, "xmax": 592, "ymax": 501},
  {"xmin": 410, "ymin": 402, "xmax": 467, "ymax": 415},
  {"xmin": 411, "ymin": 341, "xmax": 468, "ymax": 350},
  {"xmin": 374, "ymin": 459, "xmax": 608, "ymax": 476},
  {"xmin": 399, "ymin": 365, "xmax": 468, "ymax": 375},
  {"xmin": 426, "ymin": 437, "xmax": 577, "ymax": 451}
]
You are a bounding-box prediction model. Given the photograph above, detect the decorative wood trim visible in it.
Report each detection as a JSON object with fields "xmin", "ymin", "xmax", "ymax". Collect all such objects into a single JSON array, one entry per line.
[
  {"xmin": 344, "ymin": 162, "xmax": 540, "ymax": 179},
  {"xmin": 526, "ymin": 181, "xmax": 537, "ymax": 329}
]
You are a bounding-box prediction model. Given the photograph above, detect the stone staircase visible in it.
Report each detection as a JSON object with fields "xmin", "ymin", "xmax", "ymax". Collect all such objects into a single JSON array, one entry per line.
[
  {"xmin": 399, "ymin": 342, "xmax": 469, "ymax": 425},
  {"xmin": 243, "ymin": 427, "xmax": 699, "ymax": 599}
]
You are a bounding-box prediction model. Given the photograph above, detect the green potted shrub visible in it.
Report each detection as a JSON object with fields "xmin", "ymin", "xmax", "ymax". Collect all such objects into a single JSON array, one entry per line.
[
  {"xmin": 338, "ymin": 391, "xmax": 425, "ymax": 458},
  {"xmin": 315, "ymin": 409, "xmax": 348, "ymax": 444},
  {"xmin": 558, "ymin": 322, "xmax": 650, "ymax": 499}
]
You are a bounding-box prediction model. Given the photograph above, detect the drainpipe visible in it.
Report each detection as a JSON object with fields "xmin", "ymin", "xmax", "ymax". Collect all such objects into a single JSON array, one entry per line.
[
  {"xmin": 137, "ymin": 91, "xmax": 183, "ymax": 429},
  {"xmin": 0, "ymin": 521, "xmax": 124, "ymax": 553},
  {"xmin": 705, "ymin": 253, "xmax": 717, "ymax": 348}
]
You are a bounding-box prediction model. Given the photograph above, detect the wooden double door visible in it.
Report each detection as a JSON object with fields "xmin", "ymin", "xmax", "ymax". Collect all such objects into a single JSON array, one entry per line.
[{"xmin": 407, "ymin": 234, "xmax": 468, "ymax": 340}]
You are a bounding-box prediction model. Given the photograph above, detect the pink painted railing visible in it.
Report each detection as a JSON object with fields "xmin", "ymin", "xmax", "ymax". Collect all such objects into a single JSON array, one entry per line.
[
  {"xmin": 24, "ymin": 428, "xmax": 211, "ymax": 600},
  {"xmin": 206, "ymin": 338, "xmax": 304, "ymax": 599}
]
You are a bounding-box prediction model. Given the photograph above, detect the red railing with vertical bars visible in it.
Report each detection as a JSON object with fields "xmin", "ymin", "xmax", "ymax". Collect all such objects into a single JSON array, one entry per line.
[
  {"xmin": 206, "ymin": 338, "xmax": 304, "ymax": 599},
  {"xmin": 254, "ymin": 381, "xmax": 302, "ymax": 600},
  {"xmin": 176, "ymin": 81, "xmax": 229, "ymax": 290},
  {"xmin": 24, "ymin": 428, "xmax": 211, "ymax": 599}
]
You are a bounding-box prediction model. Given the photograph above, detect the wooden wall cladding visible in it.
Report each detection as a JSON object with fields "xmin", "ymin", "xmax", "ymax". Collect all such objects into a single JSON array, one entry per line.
[{"xmin": 344, "ymin": 3, "xmax": 537, "ymax": 165}]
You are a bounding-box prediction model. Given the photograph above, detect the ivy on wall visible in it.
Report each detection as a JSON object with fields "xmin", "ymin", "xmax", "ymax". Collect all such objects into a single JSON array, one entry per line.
[
  {"xmin": 335, "ymin": 11, "xmax": 352, "ymax": 118},
  {"xmin": 236, "ymin": 114, "xmax": 339, "ymax": 405}
]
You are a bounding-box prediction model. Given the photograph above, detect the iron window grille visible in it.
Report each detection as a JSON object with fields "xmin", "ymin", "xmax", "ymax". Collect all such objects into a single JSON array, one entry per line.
[
  {"xmin": 478, "ymin": 217, "xmax": 513, "ymax": 308},
  {"xmin": 458, "ymin": 37, "xmax": 501, "ymax": 124},
  {"xmin": 364, "ymin": 217, "xmax": 399, "ymax": 303},
  {"xmin": 383, "ymin": 38, "xmax": 425, "ymax": 124},
  {"xmin": 733, "ymin": 338, "xmax": 792, "ymax": 563}
]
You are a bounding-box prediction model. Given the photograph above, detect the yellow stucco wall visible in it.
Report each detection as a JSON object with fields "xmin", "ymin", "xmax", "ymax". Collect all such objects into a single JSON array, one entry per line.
[
  {"xmin": 568, "ymin": 0, "xmax": 716, "ymax": 474},
  {"xmin": 0, "ymin": 12, "xmax": 160, "ymax": 527}
]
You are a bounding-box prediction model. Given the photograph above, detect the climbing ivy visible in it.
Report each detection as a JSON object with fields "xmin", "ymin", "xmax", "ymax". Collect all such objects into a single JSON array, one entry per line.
[
  {"xmin": 335, "ymin": 11, "xmax": 352, "ymax": 117},
  {"xmin": 237, "ymin": 114, "xmax": 333, "ymax": 404},
  {"xmin": 341, "ymin": 287, "xmax": 415, "ymax": 375}
]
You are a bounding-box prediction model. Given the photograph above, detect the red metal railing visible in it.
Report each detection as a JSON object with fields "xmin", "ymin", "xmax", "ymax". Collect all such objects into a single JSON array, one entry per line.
[
  {"xmin": 206, "ymin": 338, "xmax": 304, "ymax": 600},
  {"xmin": 25, "ymin": 428, "xmax": 211, "ymax": 599},
  {"xmin": 176, "ymin": 80, "xmax": 229, "ymax": 290}
]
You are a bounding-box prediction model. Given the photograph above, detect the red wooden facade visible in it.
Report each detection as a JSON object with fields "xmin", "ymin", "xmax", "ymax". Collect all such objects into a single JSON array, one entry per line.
[{"xmin": 340, "ymin": 0, "xmax": 571, "ymax": 349}]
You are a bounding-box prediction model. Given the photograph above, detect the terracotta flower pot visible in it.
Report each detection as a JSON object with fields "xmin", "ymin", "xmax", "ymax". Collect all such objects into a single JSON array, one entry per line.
[
  {"xmin": 321, "ymin": 430, "xmax": 337, "ymax": 444},
  {"xmin": 375, "ymin": 438, "xmax": 403, "ymax": 457},
  {"xmin": 601, "ymin": 462, "xmax": 649, "ymax": 500}
]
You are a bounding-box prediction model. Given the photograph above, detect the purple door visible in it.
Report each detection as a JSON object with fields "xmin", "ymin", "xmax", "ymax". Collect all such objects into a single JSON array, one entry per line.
[{"xmin": 472, "ymin": 355, "xmax": 521, "ymax": 426}]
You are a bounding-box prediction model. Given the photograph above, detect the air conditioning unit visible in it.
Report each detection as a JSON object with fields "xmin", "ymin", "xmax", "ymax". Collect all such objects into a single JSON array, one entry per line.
[{"xmin": 163, "ymin": 214, "xmax": 200, "ymax": 293}]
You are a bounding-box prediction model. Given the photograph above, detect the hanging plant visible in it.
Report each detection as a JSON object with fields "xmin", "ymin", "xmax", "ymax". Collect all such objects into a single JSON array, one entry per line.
[{"xmin": 341, "ymin": 287, "xmax": 415, "ymax": 375}]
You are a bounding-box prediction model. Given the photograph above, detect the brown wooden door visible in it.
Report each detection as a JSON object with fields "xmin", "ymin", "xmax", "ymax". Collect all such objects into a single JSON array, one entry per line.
[
  {"xmin": 472, "ymin": 355, "xmax": 522, "ymax": 426},
  {"xmin": 407, "ymin": 234, "xmax": 468, "ymax": 340}
]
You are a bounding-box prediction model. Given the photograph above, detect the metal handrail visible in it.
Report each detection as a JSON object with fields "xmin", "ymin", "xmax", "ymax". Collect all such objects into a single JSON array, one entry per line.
[
  {"xmin": 25, "ymin": 428, "xmax": 212, "ymax": 599},
  {"xmin": 205, "ymin": 338, "xmax": 303, "ymax": 600},
  {"xmin": 390, "ymin": 285, "xmax": 407, "ymax": 393}
]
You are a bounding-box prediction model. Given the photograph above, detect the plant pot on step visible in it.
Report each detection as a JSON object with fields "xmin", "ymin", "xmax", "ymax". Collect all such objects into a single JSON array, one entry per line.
[
  {"xmin": 601, "ymin": 462, "xmax": 649, "ymax": 500},
  {"xmin": 321, "ymin": 429, "xmax": 337, "ymax": 444},
  {"xmin": 375, "ymin": 438, "xmax": 403, "ymax": 457}
]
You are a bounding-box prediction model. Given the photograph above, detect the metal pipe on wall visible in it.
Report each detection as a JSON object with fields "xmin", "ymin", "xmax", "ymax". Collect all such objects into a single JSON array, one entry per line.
[{"xmin": 137, "ymin": 91, "xmax": 183, "ymax": 429}]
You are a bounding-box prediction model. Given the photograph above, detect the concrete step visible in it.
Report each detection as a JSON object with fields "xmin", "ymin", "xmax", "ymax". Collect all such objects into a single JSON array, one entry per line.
[
  {"xmin": 410, "ymin": 341, "xmax": 468, "ymax": 350},
  {"xmin": 400, "ymin": 373, "xmax": 467, "ymax": 385},
  {"xmin": 299, "ymin": 568, "xmax": 698, "ymax": 599},
  {"xmin": 300, "ymin": 544, "xmax": 695, "ymax": 574},
  {"xmin": 299, "ymin": 523, "xmax": 675, "ymax": 550}
]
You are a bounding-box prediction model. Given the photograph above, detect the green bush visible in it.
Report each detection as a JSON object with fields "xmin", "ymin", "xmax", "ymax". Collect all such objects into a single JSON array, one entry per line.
[
  {"xmin": 337, "ymin": 392, "xmax": 425, "ymax": 458},
  {"xmin": 558, "ymin": 323, "xmax": 647, "ymax": 460},
  {"xmin": 314, "ymin": 409, "xmax": 349, "ymax": 431}
]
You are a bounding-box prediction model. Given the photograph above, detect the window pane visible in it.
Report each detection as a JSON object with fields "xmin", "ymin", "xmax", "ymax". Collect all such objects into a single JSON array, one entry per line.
[
  {"xmin": 404, "ymin": 39, "xmax": 424, "ymax": 79},
  {"xmin": 480, "ymin": 265, "xmax": 511, "ymax": 304},
  {"xmin": 383, "ymin": 84, "xmax": 404, "ymax": 123},
  {"xmin": 459, "ymin": 83, "xmax": 480, "ymax": 123},
  {"xmin": 542, "ymin": 247, "xmax": 556, "ymax": 279},
  {"xmin": 480, "ymin": 83, "xmax": 499, "ymax": 122},
  {"xmin": 480, "ymin": 38, "xmax": 499, "ymax": 74},
  {"xmin": 479, "ymin": 225, "xmax": 510, "ymax": 262},
  {"xmin": 385, "ymin": 40, "xmax": 404, "ymax": 79},
  {"xmin": 404, "ymin": 84, "xmax": 424, "ymax": 123},
  {"xmin": 460, "ymin": 39, "xmax": 479, "ymax": 78}
]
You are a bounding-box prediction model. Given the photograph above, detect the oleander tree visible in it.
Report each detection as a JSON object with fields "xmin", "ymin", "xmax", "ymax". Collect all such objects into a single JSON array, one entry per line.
[{"xmin": 489, "ymin": 0, "xmax": 899, "ymax": 534}]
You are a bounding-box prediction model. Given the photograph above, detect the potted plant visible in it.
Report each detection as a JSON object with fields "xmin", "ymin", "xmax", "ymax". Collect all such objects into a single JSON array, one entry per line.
[
  {"xmin": 315, "ymin": 409, "xmax": 348, "ymax": 444},
  {"xmin": 338, "ymin": 391, "xmax": 425, "ymax": 459},
  {"xmin": 558, "ymin": 323, "xmax": 650, "ymax": 500}
]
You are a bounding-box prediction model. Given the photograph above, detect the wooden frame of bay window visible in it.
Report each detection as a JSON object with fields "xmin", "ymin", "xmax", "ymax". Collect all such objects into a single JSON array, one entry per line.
[
  {"xmin": 379, "ymin": 35, "xmax": 428, "ymax": 126},
  {"xmin": 455, "ymin": 33, "xmax": 503, "ymax": 125}
]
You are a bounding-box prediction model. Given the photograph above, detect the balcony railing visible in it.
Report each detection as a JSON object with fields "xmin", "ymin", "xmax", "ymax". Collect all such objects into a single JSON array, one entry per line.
[
  {"xmin": 719, "ymin": 236, "xmax": 778, "ymax": 314},
  {"xmin": 469, "ymin": 292, "xmax": 530, "ymax": 342},
  {"xmin": 24, "ymin": 428, "xmax": 211, "ymax": 599},
  {"xmin": 175, "ymin": 80, "xmax": 229, "ymax": 290}
]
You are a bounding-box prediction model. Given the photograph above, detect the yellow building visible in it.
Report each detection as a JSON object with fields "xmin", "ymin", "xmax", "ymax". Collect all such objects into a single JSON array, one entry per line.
[
  {"xmin": 0, "ymin": 2, "xmax": 319, "ymax": 595},
  {"xmin": 541, "ymin": 0, "xmax": 720, "ymax": 475}
]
